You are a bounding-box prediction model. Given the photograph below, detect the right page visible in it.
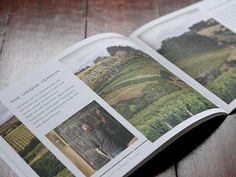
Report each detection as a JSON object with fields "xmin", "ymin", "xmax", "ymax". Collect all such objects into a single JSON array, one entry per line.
[
  {"xmin": 0, "ymin": 33, "xmax": 226, "ymax": 177},
  {"xmin": 131, "ymin": 0, "xmax": 236, "ymax": 113}
]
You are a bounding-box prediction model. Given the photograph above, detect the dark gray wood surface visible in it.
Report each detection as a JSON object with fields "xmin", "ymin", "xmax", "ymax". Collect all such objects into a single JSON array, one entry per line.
[{"xmin": 0, "ymin": 0, "xmax": 235, "ymax": 177}]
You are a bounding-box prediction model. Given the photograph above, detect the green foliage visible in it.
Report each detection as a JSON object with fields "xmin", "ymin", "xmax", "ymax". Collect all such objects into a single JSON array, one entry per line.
[
  {"xmin": 18, "ymin": 137, "xmax": 71, "ymax": 177},
  {"xmin": 77, "ymin": 45, "xmax": 216, "ymax": 142},
  {"xmin": 157, "ymin": 18, "xmax": 236, "ymax": 103},
  {"xmin": 136, "ymin": 119, "xmax": 171, "ymax": 142},
  {"xmin": 54, "ymin": 169, "xmax": 74, "ymax": 177},
  {"xmin": 112, "ymin": 81, "xmax": 180, "ymax": 120},
  {"xmin": 19, "ymin": 137, "xmax": 41, "ymax": 158},
  {"xmin": 160, "ymin": 70, "xmax": 173, "ymax": 80},
  {"xmin": 208, "ymin": 68, "xmax": 236, "ymax": 103},
  {"xmin": 158, "ymin": 32, "xmax": 219, "ymax": 60},
  {"xmin": 31, "ymin": 152, "xmax": 67, "ymax": 177},
  {"xmin": 107, "ymin": 46, "xmax": 147, "ymax": 57},
  {"xmin": 23, "ymin": 143, "xmax": 45, "ymax": 163},
  {"xmin": 189, "ymin": 20, "xmax": 217, "ymax": 31},
  {"xmin": 129, "ymin": 105, "xmax": 137, "ymax": 113},
  {"xmin": 129, "ymin": 89, "xmax": 215, "ymax": 142}
]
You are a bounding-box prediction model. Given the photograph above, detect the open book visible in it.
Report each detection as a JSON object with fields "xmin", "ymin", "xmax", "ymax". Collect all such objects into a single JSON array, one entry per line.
[{"xmin": 0, "ymin": 0, "xmax": 235, "ymax": 176}]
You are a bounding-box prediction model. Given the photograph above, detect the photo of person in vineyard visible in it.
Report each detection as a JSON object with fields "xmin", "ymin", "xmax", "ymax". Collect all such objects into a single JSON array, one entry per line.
[
  {"xmin": 47, "ymin": 101, "xmax": 137, "ymax": 177},
  {"xmin": 59, "ymin": 37, "xmax": 216, "ymax": 143},
  {"xmin": 139, "ymin": 8, "xmax": 236, "ymax": 104},
  {"xmin": 82, "ymin": 108, "xmax": 127, "ymax": 159}
]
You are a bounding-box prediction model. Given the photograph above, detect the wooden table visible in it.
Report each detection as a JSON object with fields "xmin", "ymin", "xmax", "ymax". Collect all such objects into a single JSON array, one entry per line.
[{"xmin": 0, "ymin": 0, "xmax": 235, "ymax": 177}]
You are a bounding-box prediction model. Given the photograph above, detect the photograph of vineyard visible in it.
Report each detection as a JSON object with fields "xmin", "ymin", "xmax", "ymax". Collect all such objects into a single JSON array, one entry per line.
[
  {"xmin": 73, "ymin": 44, "xmax": 215, "ymax": 142},
  {"xmin": 142, "ymin": 9, "xmax": 236, "ymax": 104},
  {"xmin": 0, "ymin": 105, "xmax": 74, "ymax": 177}
]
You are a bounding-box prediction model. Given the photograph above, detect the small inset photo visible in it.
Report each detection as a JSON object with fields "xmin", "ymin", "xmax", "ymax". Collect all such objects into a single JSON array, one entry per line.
[
  {"xmin": 46, "ymin": 101, "xmax": 138, "ymax": 177},
  {"xmin": 0, "ymin": 103, "xmax": 74, "ymax": 177}
]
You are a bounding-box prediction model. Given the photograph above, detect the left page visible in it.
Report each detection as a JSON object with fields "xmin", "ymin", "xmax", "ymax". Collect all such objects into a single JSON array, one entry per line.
[
  {"xmin": 0, "ymin": 58, "xmax": 144, "ymax": 177},
  {"xmin": 0, "ymin": 102, "xmax": 75, "ymax": 177},
  {"xmin": 0, "ymin": 34, "xmax": 225, "ymax": 177}
]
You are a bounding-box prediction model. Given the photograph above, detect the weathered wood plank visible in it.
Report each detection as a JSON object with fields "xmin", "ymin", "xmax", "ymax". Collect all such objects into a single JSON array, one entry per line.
[
  {"xmin": 0, "ymin": 0, "xmax": 86, "ymax": 89},
  {"xmin": 0, "ymin": 1, "xmax": 235, "ymax": 177},
  {"xmin": 177, "ymin": 115, "xmax": 236, "ymax": 177},
  {"xmin": 0, "ymin": 0, "xmax": 86, "ymax": 175},
  {"xmin": 158, "ymin": 0, "xmax": 200, "ymax": 16},
  {"xmin": 0, "ymin": 0, "xmax": 10, "ymax": 53},
  {"xmin": 87, "ymin": 0, "xmax": 160, "ymax": 37}
]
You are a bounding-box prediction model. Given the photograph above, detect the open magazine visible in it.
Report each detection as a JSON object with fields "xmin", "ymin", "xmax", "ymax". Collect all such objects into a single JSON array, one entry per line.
[{"xmin": 0, "ymin": 0, "xmax": 235, "ymax": 176}]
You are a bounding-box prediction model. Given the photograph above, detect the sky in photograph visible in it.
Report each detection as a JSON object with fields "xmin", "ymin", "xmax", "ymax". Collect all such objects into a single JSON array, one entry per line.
[
  {"xmin": 59, "ymin": 36, "xmax": 140, "ymax": 74},
  {"xmin": 139, "ymin": 9, "xmax": 211, "ymax": 49}
]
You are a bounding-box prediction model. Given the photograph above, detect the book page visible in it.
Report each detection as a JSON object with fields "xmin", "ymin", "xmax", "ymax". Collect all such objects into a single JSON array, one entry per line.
[
  {"xmin": 0, "ymin": 103, "xmax": 75, "ymax": 177},
  {"xmin": 54, "ymin": 34, "xmax": 226, "ymax": 174},
  {"xmin": 0, "ymin": 58, "xmax": 147, "ymax": 177},
  {"xmin": 0, "ymin": 155, "xmax": 18, "ymax": 177},
  {"xmin": 0, "ymin": 33, "xmax": 226, "ymax": 177},
  {"xmin": 131, "ymin": 0, "xmax": 236, "ymax": 113}
]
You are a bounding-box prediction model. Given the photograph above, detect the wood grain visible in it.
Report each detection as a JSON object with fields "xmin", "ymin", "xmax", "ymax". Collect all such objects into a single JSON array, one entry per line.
[
  {"xmin": 131, "ymin": 115, "xmax": 234, "ymax": 177},
  {"xmin": 0, "ymin": 0, "xmax": 235, "ymax": 177},
  {"xmin": 158, "ymin": 0, "xmax": 201, "ymax": 16},
  {"xmin": 0, "ymin": 0, "xmax": 10, "ymax": 49},
  {"xmin": 0, "ymin": 0, "xmax": 86, "ymax": 176},
  {"xmin": 87, "ymin": 0, "xmax": 160, "ymax": 37},
  {"xmin": 0, "ymin": 0, "xmax": 86, "ymax": 89},
  {"xmin": 177, "ymin": 115, "xmax": 236, "ymax": 177}
]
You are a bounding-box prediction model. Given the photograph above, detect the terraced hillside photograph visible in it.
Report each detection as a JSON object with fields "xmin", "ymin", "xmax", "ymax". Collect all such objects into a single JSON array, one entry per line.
[
  {"xmin": 66, "ymin": 41, "xmax": 216, "ymax": 142},
  {"xmin": 0, "ymin": 104, "xmax": 74, "ymax": 177},
  {"xmin": 141, "ymin": 9, "xmax": 236, "ymax": 104}
]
